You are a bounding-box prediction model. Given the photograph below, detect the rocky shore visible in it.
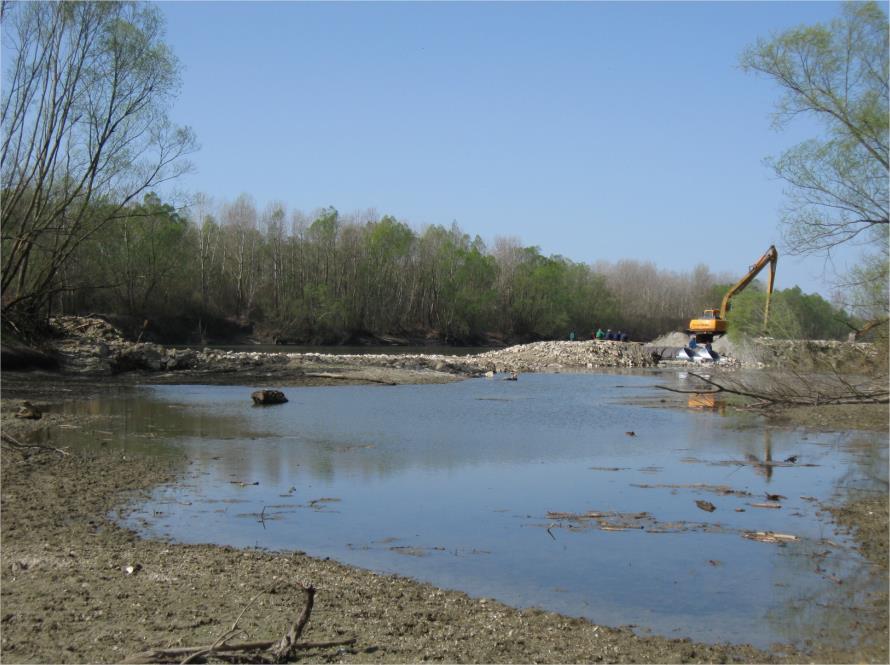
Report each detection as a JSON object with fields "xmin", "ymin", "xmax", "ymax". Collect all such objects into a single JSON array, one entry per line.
[
  {"xmin": 30, "ymin": 316, "xmax": 877, "ymax": 381},
  {"xmin": 36, "ymin": 316, "xmax": 658, "ymax": 378}
]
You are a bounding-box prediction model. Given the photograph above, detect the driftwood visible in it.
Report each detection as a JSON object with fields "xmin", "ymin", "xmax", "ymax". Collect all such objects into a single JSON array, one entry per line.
[
  {"xmin": 742, "ymin": 531, "xmax": 799, "ymax": 544},
  {"xmin": 1, "ymin": 431, "xmax": 69, "ymax": 457},
  {"xmin": 124, "ymin": 584, "xmax": 355, "ymax": 664}
]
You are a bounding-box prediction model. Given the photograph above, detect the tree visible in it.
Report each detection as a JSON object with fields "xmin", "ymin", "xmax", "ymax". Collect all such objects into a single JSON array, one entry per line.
[
  {"xmin": 1, "ymin": 1, "xmax": 196, "ymax": 320},
  {"xmin": 741, "ymin": 1, "xmax": 888, "ymax": 330},
  {"xmin": 92, "ymin": 193, "xmax": 190, "ymax": 315},
  {"xmin": 726, "ymin": 286, "xmax": 854, "ymax": 341}
]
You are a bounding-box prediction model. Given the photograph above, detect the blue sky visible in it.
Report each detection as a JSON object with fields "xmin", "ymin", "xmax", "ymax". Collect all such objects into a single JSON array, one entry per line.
[{"xmin": 159, "ymin": 1, "xmax": 861, "ymax": 297}]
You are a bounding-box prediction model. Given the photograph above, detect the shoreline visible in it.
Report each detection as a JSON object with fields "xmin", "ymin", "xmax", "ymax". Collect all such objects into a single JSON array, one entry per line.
[{"xmin": 2, "ymin": 369, "xmax": 887, "ymax": 663}]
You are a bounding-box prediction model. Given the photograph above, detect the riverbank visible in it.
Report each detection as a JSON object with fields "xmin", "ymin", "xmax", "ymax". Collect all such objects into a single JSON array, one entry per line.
[{"xmin": 2, "ymin": 373, "xmax": 888, "ymax": 664}]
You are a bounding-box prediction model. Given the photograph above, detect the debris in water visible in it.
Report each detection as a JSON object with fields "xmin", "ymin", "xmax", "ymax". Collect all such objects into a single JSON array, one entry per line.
[
  {"xmin": 750, "ymin": 502, "xmax": 782, "ymax": 509},
  {"xmin": 765, "ymin": 492, "xmax": 787, "ymax": 501},
  {"xmin": 695, "ymin": 500, "xmax": 717, "ymax": 513},
  {"xmin": 229, "ymin": 480, "xmax": 259, "ymax": 487},
  {"xmin": 625, "ymin": 431, "xmax": 636, "ymax": 437},
  {"xmin": 743, "ymin": 531, "xmax": 798, "ymax": 544},
  {"xmin": 632, "ymin": 483, "xmax": 751, "ymax": 497}
]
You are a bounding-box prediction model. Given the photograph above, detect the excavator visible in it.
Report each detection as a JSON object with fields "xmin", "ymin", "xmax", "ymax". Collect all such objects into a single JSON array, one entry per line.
[{"xmin": 687, "ymin": 244, "xmax": 778, "ymax": 345}]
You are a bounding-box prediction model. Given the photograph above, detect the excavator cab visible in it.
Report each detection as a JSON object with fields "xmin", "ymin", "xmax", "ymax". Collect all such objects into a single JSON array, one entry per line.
[{"xmin": 687, "ymin": 309, "xmax": 727, "ymax": 343}]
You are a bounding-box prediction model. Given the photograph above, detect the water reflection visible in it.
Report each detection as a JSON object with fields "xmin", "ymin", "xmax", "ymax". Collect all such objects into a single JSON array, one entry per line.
[
  {"xmin": 38, "ymin": 374, "xmax": 887, "ymax": 653},
  {"xmin": 687, "ymin": 393, "xmax": 727, "ymax": 415}
]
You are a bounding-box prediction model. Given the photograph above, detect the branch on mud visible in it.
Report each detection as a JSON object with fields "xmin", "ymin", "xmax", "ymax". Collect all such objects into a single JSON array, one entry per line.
[
  {"xmin": 123, "ymin": 583, "xmax": 356, "ymax": 664},
  {"xmin": 656, "ymin": 370, "xmax": 889, "ymax": 408},
  {"xmin": 1, "ymin": 432, "xmax": 70, "ymax": 457}
]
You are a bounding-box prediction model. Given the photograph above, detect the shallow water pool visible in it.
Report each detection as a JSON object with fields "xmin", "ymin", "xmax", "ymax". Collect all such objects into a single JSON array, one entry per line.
[{"xmin": 45, "ymin": 372, "xmax": 887, "ymax": 650}]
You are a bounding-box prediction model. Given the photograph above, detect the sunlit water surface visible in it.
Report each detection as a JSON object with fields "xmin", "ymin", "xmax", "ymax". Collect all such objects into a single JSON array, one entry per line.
[{"xmin": 45, "ymin": 373, "xmax": 887, "ymax": 650}]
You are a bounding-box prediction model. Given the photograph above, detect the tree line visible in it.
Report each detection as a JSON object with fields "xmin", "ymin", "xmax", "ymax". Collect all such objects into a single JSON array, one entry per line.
[{"xmin": 43, "ymin": 192, "xmax": 854, "ymax": 345}]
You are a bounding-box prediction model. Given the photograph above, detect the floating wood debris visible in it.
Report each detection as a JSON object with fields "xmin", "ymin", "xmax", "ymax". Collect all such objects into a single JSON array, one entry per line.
[
  {"xmin": 750, "ymin": 502, "xmax": 782, "ymax": 509},
  {"xmin": 742, "ymin": 531, "xmax": 798, "ymax": 544},
  {"xmin": 632, "ymin": 483, "xmax": 752, "ymax": 497},
  {"xmin": 695, "ymin": 500, "xmax": 717, "ymax": 513}
]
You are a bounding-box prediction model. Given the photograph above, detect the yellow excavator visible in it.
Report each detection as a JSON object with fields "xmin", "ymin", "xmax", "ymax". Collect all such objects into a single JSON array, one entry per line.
[{"xmin": 687, "ymin": 245, "xmax": 778, "ymax": 344}]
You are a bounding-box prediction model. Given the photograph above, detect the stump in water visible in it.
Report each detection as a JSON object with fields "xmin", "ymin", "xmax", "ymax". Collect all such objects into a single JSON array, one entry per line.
[{"xmin": 251, "ymin": 390, "xmax": 288, "ymax": 405}]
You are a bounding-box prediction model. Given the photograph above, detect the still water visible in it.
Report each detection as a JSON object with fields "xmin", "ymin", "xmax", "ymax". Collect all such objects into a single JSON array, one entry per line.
[{"xmin": 48, "ymin": 373, "xmax": 886, "ymax": 650}]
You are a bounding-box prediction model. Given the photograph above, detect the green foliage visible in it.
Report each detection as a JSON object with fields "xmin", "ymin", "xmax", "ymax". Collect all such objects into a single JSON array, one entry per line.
[
  {"xmin": 76, "ymin": 193, "xmax": 191, "ymax": 316},
  {"xmin": 727, "ymin": 287, "xmax": 854, "ymax": 341},
  {"xmin": 741, "ymin": 1, "xmax": 888, "ymax": 326}
]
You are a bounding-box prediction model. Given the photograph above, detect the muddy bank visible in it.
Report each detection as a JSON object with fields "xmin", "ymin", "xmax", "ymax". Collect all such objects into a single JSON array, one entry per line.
[{"xmin": 2, "ymin": 406, "xmax": 793, "ymax": 664}]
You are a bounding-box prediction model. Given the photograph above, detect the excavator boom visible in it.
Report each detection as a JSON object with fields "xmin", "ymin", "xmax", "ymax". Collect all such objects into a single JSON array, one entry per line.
[{"xmin": 719, "ymin": 245, "xmax": 778, "ymax": 321}]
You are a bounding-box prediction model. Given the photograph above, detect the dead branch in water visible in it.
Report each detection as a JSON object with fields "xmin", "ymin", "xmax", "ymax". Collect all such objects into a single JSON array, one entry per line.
[
  {"xmin": 124, "ymin": 583, "xmax": 355, "ymax": 664},
  {"xmin": 1, "ymin": 432, "xmax": 70, "ymax": 457},
  {"xmin": 656, "ymin": 369, "xmax": 889, "ymax": 408}
]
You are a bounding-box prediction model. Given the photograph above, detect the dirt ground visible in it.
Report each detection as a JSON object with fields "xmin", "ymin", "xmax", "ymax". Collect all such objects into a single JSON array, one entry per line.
[{"xmin": 1, "ymin": 370, "xmax": 887, "ymax": 664}]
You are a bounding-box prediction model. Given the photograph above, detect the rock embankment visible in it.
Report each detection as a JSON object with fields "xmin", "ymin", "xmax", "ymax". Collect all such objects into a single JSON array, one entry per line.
[
  {"xmin": 41, "ymin": 316, "xmax": 657, "ymax": 376},
  {"xmin": 47, "ymin": 316, "xmax": 291, "ymax": 374},
  {"xmin": 473, "ymin": 340, "xmax": 656, "ymax": 372}
]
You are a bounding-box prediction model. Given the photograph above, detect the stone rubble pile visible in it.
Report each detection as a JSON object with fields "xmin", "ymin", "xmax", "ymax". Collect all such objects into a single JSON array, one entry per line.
[
  {"xmin": 46, "ymin": 315, "xmax": 874, "ymax": 377},
  {"xmin": 48, "ymin": 316, "xmax": 291, "ymax": 375},
  {"xmin": 472, "ymin": 340, "xmax": 657, "ymax": 372},
  {"xmin": 44, "ymin": 316, "xmax": 659, "ymax": 376}
]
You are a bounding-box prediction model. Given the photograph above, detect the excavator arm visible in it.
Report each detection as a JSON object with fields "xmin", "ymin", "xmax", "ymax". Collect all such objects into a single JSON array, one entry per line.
[{"xmin": 719, "ymin": 245, "xmax": 778, "ymax": 327}]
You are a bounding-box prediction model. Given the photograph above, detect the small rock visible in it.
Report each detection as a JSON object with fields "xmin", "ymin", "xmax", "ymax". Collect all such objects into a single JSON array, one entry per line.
[{"xmin": 251, "ymin": 390, "xmax": 288, "ymax": 405}]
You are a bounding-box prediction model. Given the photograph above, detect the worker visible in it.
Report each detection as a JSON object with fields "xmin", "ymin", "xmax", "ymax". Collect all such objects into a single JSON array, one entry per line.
[
  {"xmin": 595, "ymin": 328, "xmax": 605, "ymax": 340},
  {"xmin": 620, "ymin": 332, "xmax": 629, "ymax": 342},
  {"xmin": 569, "ymin": 331, "xmax": 575, "ymax": 341},
  {"xmin": 689, "ymin": 335, "xmax": 698, "ymax": 349},
  {"xmin": 605, "ymin": 329, "xmax": 614, "ymax": 340}
]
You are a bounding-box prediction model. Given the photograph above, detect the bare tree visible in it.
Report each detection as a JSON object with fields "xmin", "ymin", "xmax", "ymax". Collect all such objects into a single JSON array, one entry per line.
[{"xmin": 1, "ymin": 1, "xmax": 197, "ymax": 319}]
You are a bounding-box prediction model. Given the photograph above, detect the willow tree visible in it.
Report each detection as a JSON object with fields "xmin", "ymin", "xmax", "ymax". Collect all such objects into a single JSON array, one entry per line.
[
  {"xmin": 1, "ymin": 1, "xmax": 196, "ymax": 321},
  {"xmin": 741, "ymin": 1, "xmax": 889, "ymax": 336}
]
